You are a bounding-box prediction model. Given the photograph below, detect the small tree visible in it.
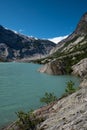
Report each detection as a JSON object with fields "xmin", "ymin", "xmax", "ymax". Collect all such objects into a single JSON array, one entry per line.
[
  {"xmin": 40, "ymin": 92, "xmax": 57, "ymax": 105},
  {"xmin": 65, "ymin": 80, "xmax": 76, "ymax": 95}
]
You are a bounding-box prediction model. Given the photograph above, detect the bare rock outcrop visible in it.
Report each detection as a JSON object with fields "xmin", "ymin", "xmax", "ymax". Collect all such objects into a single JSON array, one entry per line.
[
  {"xmin": 72, "ymin": 58, "xmax": 87, "ymax": 77},
  {"xmin": 80, "ymin": 77, "xmax": 87, "ymax": 88},
  {"xmin": 38, "ymin": 60, "xmax": 66, "ymax": 75}
]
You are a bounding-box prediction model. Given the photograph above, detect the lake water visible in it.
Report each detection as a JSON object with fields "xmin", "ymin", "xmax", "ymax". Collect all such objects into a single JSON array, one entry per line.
[{"xmin": 0, "ymin": 62, "xmax": 80, "ymax": 128}]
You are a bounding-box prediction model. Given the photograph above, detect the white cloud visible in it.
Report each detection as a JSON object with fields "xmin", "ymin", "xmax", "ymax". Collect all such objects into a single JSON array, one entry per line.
[{"xmin": 49, "ymin": 35, "xmax": 68, "ymax": 44}]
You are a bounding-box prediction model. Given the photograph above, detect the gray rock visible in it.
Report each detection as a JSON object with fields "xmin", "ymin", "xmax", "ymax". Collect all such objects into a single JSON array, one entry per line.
[
  {"xmin": 39, "ymin": 86, "xmax": 87, "ymax": 130},
  {"xmin": 72, "ymin": 58, "xmax": 87, "ymax": 77},
  {"xmin": 38, "ymin": 60, "xmax": 66, "ymax": 75},
  {"xmin": 79, "ymin": 75, "xmax": 87, "ymax": 88}
]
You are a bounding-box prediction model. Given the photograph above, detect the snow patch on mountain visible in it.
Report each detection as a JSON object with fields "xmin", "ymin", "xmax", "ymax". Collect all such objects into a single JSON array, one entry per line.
[{"xmin": 49, "ymin": 35, "xmax": 68, "ymax": 44}]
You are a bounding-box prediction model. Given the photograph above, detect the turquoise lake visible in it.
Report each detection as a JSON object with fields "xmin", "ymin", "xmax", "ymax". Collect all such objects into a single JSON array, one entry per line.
[{"xmin": 0, "ymin": 62, "xmax": 80, "ymax": 128}]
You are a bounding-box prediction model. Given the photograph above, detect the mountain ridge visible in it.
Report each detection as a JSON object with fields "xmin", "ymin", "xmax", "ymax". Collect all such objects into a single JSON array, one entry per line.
[
  {"xmin": 0, "ymin": 25, "xmax": 56, "ymax": 62},
  {"xmin": 49, "ymin": 12, "xmax": 87, "ymax": 55}
]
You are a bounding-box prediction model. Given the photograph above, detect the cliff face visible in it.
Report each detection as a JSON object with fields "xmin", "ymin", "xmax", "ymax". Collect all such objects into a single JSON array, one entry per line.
[
  {"xmin": 38, "ymin": 60, "xmax": 66, "ymax": 75},
  {"xmin": 0, "ymin": 25, "xmax": 55, "ymax": 61}
]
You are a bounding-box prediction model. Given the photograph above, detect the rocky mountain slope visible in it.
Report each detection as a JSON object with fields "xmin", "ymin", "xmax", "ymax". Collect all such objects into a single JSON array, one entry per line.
[
  {"xmin": 0, "ymin": 25, "xmax": 55, "ymax": 61},
  {"xmin": 38, "ymin": 12, "xmax": 87, "ymax": 75},
  {"xmin": 39, "ymin": 81, "xmax": 87, "ymax": 130},
  {"xmin": 50, "ymin": 12, "xmax": 87, "ymax": 54}
]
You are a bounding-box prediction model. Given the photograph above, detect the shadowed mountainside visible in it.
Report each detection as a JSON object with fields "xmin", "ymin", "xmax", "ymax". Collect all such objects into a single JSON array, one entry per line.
[{"xmin": 0, "ymin": 25, "xmax": 55, "ymax": 62}]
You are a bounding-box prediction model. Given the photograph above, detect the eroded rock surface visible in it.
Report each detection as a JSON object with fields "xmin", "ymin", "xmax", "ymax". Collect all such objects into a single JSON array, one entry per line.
[
  {"xmin": 38, "ymin": 60, "xmax": 66, "ymax": 75},
  {"xmin": 39, "ymin": 85, "xmax": 87, "ymax": 130},
  {"xmin": 72, "ymin": 58, "xmax": 87, "ymax": 77}
]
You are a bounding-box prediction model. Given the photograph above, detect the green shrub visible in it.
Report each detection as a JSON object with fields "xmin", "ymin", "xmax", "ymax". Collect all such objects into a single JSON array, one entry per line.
[
  {"xmin": 40, "ymin": 92, "xmax": 57, "ymax": 105},
  {"xmin": 16, "ymin": 110, "xmax": 44, "ymax": 130},
  {"xmin": 65, "ymin": 80, "xmax": 76, "ymax": 95},
  {"xmin": 61, "ymin": 81, "xmax": 77, "ymax": 99}
]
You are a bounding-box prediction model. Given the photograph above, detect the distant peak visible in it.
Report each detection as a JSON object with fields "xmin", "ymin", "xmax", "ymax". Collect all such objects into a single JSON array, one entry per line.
[{"xmin": 74, "ymin": 12, "xmax": 87, "ymax": 35}]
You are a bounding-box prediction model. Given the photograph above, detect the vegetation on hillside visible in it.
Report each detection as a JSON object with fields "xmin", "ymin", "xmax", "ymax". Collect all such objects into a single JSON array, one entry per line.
[
  {"xmin": 65, "ymin": 80, "xmax": 76, "ymax": 94},
  {"xmin": 15, "ymin": 81, "xmax": 77, "ymax": 130},
  {"xmin": 40, "ymin": 92, "xmax": 57, "ymax": 105},
  {"xmin": 16, "ymin": 110, "xmax": 44, "ymax": 130},
  {"xmin": 61, "ymin": 80, "xmax": 77, "ymax": 98}
]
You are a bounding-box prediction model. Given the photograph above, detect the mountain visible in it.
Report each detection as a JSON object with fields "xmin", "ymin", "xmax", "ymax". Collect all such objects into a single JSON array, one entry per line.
[
  {"xmin": 0, "ymin": 25, "xmax": 55, "ymax": 61},
  {"xmin": 38, "ymin": 12, "xmax": 87, "ymax": 76},
  {"xmin": 50, "ymin": 12, "xmax": 87, "ymax": 54}
]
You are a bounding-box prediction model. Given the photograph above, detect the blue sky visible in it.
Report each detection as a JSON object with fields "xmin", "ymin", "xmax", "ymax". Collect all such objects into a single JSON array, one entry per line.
[{"xmin": 0, "ymin": 0, "xmax": 87, "ymax": 38}]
